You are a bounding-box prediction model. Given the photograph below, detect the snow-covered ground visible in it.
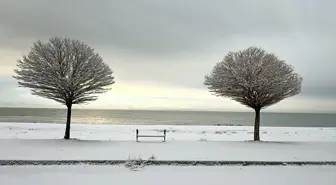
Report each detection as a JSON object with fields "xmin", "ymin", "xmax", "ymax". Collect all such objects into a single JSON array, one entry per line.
[
  {"xmin": 1, "ymin": 165, "xmax": 336, "ymax": 185},
  {"xmin": 0, "ymin": 123, "xmax": 335, "ymax": 161},
  {"xmin": 1, "ymin": 123, "xmax": 335, "ymax": 185},
  {"xmin": 1, "ymin": 139, "xmax": 336, "ymax": 161},
  {"xmin": 1, "ymin": 122, "xmax": 336, "ymax": 141}
]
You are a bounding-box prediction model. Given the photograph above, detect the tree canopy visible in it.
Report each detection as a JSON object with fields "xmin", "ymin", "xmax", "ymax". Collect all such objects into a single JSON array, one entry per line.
[{"xmin": 205, "ymin": 46, "xmax": 302, "ymax": 110}]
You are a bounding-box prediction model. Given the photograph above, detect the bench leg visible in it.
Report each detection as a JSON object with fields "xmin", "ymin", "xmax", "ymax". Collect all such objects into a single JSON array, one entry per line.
[
  {"xmin": 136, "ymin": 129, "xmax": 139, "ymax": 142},
  {"xmin": 164, "ymin": 129, "xmax": 166, "ymax": 142}
]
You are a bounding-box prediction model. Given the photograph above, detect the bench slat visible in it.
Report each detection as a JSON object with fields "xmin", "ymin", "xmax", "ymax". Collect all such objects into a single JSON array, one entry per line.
[{"xmin": 137, "ymin": 135, "xmax": 165, "ymax": 138}]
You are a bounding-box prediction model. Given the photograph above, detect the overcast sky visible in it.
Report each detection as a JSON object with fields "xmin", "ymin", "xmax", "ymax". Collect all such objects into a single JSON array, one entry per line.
[{"xmin": 0, "ymin": 0, "xmax": 335, "ymax": 112}]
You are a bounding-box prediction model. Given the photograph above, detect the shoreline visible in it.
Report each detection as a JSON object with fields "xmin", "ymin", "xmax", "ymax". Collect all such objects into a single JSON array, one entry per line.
[
  {"xmin": 1, "ymin": 107, "xmax": 336, "ymax": 114},
  {"xmin": 1, "ymin": 121, "xmax": 336, "ymax": 128},
  {"xmin": 2, "ymin": 121, "xmax": 336, "ymax": 127},
  {"xmin": 1, "ymin": 108, "xmax": 336, "ymax": 127}
]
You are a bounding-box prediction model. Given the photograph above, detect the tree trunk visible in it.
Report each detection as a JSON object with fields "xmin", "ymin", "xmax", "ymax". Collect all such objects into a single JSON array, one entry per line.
[
  {"xmin": 64, "ymin": 104, "xmax": 72, "ymax": 139},
  {"xmin": 254, "ymin": 108, "xmax": 261, "ymax": 141}
]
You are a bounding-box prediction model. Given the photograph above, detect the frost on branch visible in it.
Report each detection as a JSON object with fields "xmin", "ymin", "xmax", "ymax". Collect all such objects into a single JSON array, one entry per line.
[
  {"xmin": 204, "ymin": 47, "xmax": 302, "ymax": 110},
  {"xmin": 13, "ymin": 37, "xmax": 115, "ymax": 106}
]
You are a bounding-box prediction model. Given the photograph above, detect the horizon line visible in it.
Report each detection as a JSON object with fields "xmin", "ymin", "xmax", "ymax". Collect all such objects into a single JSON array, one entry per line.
[{"xmin": 0, "ymin": 106, "xmax": 335, "ymax": 114}]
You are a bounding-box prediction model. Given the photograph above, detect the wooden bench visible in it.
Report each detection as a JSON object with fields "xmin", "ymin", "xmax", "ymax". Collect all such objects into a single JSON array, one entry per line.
[{"xmin": 136, "ymin": 129, "xmax": 166, "ymax": 142}]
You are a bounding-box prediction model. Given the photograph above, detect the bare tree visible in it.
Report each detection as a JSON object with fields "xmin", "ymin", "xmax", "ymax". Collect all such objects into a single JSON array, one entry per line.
[
  {"xmin": 204, "ymin": 47, "xmax": 302, "ymax": 141},
  {"xmin": 14, "ymin": 37, "xmax": 115, "ymax": 139}
]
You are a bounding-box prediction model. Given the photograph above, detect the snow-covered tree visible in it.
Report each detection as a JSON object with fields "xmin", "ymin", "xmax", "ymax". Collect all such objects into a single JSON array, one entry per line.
[
  {"xmin": 14, "ymin": 37, "xmax": 115, "ymax": 139},
  {"xmin": 204, "ymin": 47, "xmax": 302, "ymax": 141}
]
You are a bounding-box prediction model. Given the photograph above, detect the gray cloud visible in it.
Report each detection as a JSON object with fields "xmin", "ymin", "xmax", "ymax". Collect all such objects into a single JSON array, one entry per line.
[
  {"xmin": 0, "ymin": 0, "xmax": 335, "ymax": 104},
  {"xmin": 1, "ymin": 0, "xmax": 335, "ymax": 53}
]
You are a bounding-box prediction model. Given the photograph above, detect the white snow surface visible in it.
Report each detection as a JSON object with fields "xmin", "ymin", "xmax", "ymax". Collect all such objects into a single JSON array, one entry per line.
[
  {"xmin": 1, "ymin": 165, "xmax": 336, "ymax": 185},
  {"xmin": 0, "ymin": 123, "xmax": 335, "ymax": 161},
  {"xmin": 1, "ymin": 122, "xmax": 335, "ymax": 141}
]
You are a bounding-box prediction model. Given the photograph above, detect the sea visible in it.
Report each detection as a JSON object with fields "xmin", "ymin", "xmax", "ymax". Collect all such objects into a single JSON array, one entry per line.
[{"xmin": 0, "ymin": 108, "xmax": 335, "ymax": 127}]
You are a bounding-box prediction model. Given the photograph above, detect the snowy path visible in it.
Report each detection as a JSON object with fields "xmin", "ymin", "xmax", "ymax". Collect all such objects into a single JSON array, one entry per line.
[{"xmin": 1, "ymin": 165, "xmax": 335, "ymax": 185}]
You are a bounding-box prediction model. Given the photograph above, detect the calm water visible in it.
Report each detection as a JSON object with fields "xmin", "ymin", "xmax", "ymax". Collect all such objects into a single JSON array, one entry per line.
[{"xmin": 0, "ymin": 108, "xmax": 335, "ymax": 127}]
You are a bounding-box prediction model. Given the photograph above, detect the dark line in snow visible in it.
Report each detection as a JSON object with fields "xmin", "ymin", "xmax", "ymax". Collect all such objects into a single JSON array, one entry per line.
[{"xmin": 0, "ymin": 160, "xmax": 336, "ymax": 166}]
